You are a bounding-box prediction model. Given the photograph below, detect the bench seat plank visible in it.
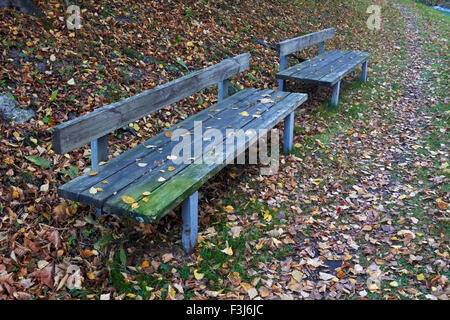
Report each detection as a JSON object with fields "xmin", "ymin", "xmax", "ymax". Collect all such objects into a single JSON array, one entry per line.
[
  {"xmin": 76, "ymin": 89, "xmax": 283, "ymax": 208},
  {"xmin": 103, "ymin": 92, "xmax": 307, "ymax": 222},
  {"xmin": 99, "ymin": 90, "xmax": 289, "ymax": 210},
  {"xmin": 317, "ymin": 51, "xmax": 371, "ymax": 86},
  {"xmin": 58, "ymin": 88, "xmax": 259, "ymax": 201},
  {"xmin": 276, "ymin": 50, "xmax": 343, "ymax": 80},
  {"xmin": 275, "ymin": 50, "xmax": 371, "ymax": 87}
]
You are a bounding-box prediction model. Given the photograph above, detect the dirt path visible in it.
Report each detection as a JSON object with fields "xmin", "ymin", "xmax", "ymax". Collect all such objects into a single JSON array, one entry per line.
[{"xmin": 277, "ymin": 2, "xmax": 448, "ymax": 300}]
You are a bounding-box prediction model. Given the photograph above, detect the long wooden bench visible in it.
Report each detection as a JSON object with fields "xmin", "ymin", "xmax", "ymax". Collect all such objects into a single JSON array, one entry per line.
[
  {"xmin": 52, "ymin": 53, "xmax": 307, "ymax": 253},
  {"xmin": 275, "ymin": 28, "xmax": 371, "ymax": 106}
]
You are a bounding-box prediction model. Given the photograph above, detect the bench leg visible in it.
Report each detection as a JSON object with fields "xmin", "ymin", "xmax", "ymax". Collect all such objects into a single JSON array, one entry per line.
[
  {"xmin": 361, "ymin": 61, "xmax": 368, "ymax": 83},
  {"xmin": 95, "ymin": 208, "xmax": 103, "ymax": 217},
  {"xmin": 283, "ymin": 112, "xmax": 294, "ymax": 154},
  {"xmin": 331, "ymin": 81, "xmax": 341, "ymax": 106},
  {"xmin": 181, "ymin": 191, "xmax": 198, "ymax": 253}
]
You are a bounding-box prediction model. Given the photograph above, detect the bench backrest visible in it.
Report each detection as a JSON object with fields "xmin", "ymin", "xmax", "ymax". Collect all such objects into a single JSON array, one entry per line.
[
  {"xmin": 276, "ymin": 28, "xmax": 335, "ymax": 57},
  {"xmin": 53, "ymin": 53, "xmax": 250, "ymax": 155}
]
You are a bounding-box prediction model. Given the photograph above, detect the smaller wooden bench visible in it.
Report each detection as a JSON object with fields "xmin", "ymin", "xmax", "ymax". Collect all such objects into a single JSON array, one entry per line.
[
  {"xmin": 52, "ymin": 53, "xmax": 307, "ymax": 253},
  {"xmin": 275, "ymin": 28, "xmax": 371, "ymax": 106}
]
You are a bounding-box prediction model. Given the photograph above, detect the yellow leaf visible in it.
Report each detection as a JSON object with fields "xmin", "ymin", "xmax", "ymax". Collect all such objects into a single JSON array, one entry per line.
[
  {"xmin": 89, "ymin": 171, "xmax": 99, "ymax": 176},
  {"xmin": 194, "ymin": 269, "xmax": 204, "ymax": 280},
  {"xmin": 417, "ymin": 274, "xmax": 425, "ymax": 281},
  {"xmin": 263, "ymin": 211, "xmax": 272, "ymax": 222},
  {"xmin": 168, "ymin": 285, "xmax": 176, "ymax": 299},
  {"xmin": 368, "ymin": 283, "xmax": 378, "ymax": 291},
  {"xmin": 96, "ymin": 188, "xmax": 103, "ymax": 192},
  {"xmin": 131, "ymin": 202, "xmax": 140, "ymax": 210},
  {"xmin": 142, "ymin": 197, "xmax": 149, "ymax": 203},
  {"xmin": 390, "ymin": 281, "xmax": 399, "ymax": 287},
  {"xmin": 165, "ymin": 131, "xmax": 173, "ymax": 137},
  {"xmin": 168, "ymin": 166, "xmax": 175, "ymax": 171},
  {"xmin": 102, "ymin": 180, "xmax": 108, "ymax": 184},
  {"xmin": 312, "ymin": 178, "xmax": 323, "ymax": 185},
  {"xmin": 240, "ymin": 111, "xmax": 250, "ymax": 117},
  {"xmin": 87, "ymin": 272, "xmax": 96, "ymax": 280},
  {"xmin": 255, "ymin": 243, "xmax": 264, "ymax": 250},
  {"xmin": 221, "ymin": 241, "xmax": 233, "ymax": 256},
  {"xmin": 240, "ymin": 283, "xmax": 254, "ymax": 292},
  {"xmin": 141, "ymin": 260, "xmax": 149, "ymax": 268},
  {"xmin": 224, "ymin": 205, "xmax": 234, "ymax": 213},
  {"xmin": 272, "ymin": 237, "xmax": 281, "ymax": 247},
  {"xmin": 121, "ymin": 196, "xmax": 136, "ymax": 204}
]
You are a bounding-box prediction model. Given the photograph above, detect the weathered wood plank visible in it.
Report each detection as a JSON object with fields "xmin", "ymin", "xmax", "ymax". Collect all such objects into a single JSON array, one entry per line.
[
  {"xmin": 52, "ymin": 53, "xmax": 250, "ymax": 154},
  {"xmin": 276, "ymin": 50, "xmax": 371, "ymax": 87},
  {"xmin": 276, "ymin": 50, "xmax": 342, "ymax": 80},
  {"xmin": 317, "ymin": 51, "xmax": 371, "ymax": 86},
  {"xmin": 276, "ymin": 28, "xmax": 335, "ymax": 57},
  {"xmin": 287, "ymin": 51, "xmax": 351, "ymax": 82},
  {"xmin": 104, "ymin": 92, "xmax": 307, "ymax": 222},
  {"xmin": 57, "ymin": 89, "xmax": 258, "ymax": 201},
  {"xmin": 78, "ymin": 89, "xmax": 281, "ymax": 208},
  {"xmin": 302, "ymin": 51, "xmax": 357, "ymax": 82}
]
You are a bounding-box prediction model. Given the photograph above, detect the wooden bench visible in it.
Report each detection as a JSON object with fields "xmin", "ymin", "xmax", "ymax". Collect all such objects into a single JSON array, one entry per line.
[
  {"xmin": 52, "ymin": 53, "xmax": 307, "ymax": 253},
  {"xmin": 275, "ymin": 28, "xmax": 371, "ymax": 106}
]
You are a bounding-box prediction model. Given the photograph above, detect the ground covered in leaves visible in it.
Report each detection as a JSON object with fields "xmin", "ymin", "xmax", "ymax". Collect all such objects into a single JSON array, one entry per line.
[{"xmin": 0, "ymin": 0, "xmax": 448, "ymax": 300}]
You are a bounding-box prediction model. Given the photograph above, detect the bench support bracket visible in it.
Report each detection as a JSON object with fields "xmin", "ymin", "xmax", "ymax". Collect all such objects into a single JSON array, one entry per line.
[
  {"xmin": 283, "ymin": 112, "xmax": 294, "ymax": 153},
  {"xmin": 181, "ymin": 191, "xmax": 198, "ymax": 253},
  {"xmin": 91, "ymin": 135, "xmax": 108, "ymax": 216},
  {"xmin": 218, "ymin": 79, "xmax": 229, "ymax": 102},
  {"xmin": 278, "ymin": 55, "xmax": 287, "ymax": 91},
  {"xmin": 331, "ymin": 80, "xmax": 341, "ymax": 106},
  {"xmin": 361, "ymin": 61, "xmax": 368, "ymax": 83},
  {"xmin": 318, "ymin": 41, "xmax": 325, "ymax": 55}
]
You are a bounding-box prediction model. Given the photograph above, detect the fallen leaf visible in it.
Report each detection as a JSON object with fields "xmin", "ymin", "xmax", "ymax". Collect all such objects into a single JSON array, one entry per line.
[{"xmin": 121, "ymin": 196, "xmax": 136, "ymax": 204}]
